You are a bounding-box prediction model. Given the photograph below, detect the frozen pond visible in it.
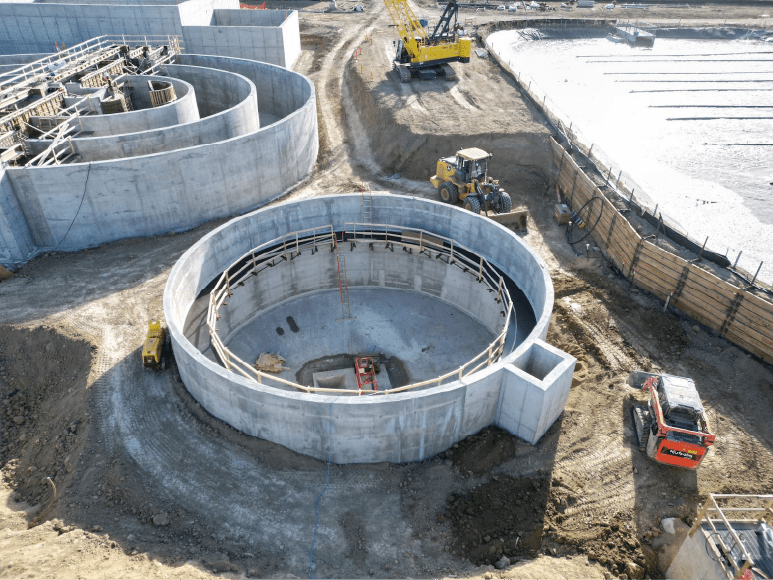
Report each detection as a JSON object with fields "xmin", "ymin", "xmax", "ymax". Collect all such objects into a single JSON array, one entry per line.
[{"xmin": 489, "ymin": 31, "xmax": 773, "ymax": 283}]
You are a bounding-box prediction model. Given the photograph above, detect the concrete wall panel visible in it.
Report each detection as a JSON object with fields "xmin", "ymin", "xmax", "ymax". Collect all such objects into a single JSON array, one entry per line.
[
  {"xmin": 183, "ymin": 24, "xmax": 289, "ymax": 67},
  {"xmin": 280, "ymin": 10, "xmax": 300, "ymax": 69},
  {"xmin": 217, "ymin": 247, "xmax": 508, "ymax": 343},
  {"xmin": 0, "ymin": 169, "xmax": 36, "ymax": 266},
  {"xmin": 213, "ymin": 8, "xmax": 288, "ymax": 27},
  {"xmin": 0, "ymin": 3, "xmax": 184, "ymax": 54}
]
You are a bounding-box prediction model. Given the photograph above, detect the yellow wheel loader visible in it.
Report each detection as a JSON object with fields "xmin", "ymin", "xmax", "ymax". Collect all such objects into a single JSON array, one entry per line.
[
  {"xmin": 142, "ymin": 320, "xmax": 171, "ymax": 371},
  {"xmin": 430, "ymin": 148, "xmax": 512, "ymax": 214}
]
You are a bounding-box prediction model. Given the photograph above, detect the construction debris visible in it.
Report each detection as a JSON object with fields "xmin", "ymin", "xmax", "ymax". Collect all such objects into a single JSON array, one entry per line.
[{"xmin": 253, "ymin": 352, "xmax": 289, "ymax": 373}]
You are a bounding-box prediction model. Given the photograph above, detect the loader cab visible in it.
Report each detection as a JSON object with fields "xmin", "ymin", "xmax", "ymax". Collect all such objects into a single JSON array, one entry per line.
[
  {"xmin": 650, "ymin": 374, "xmax": 713, "ymax": 468},
  {"xmin": 456, "ymin": 148, "xmax": 492, "ymax": 182},
  {"xmin": 657, "ymin": 375, "xmax": 703, "ymax": 431},
  {"xmin": 394, "ymin": 40, "xmax": 410, "ymax": 64}
]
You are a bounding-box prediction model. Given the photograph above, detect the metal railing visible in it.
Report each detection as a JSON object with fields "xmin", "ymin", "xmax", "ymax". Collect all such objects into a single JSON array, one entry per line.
[
  {"xmin": 206, "ymin": 223, "xmax": 514, "ymax": 395},
  {"xmin": 0, "ymin": 34, "xmax": 184, "ymax": 102},
  {"xmin": 689, "ymin": 493, "xmax": 773, "ymax": 580}
]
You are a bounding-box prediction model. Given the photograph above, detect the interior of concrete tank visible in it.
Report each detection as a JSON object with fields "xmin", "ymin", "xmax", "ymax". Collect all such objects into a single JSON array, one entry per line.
[{"xmin": 180, "ymin": 215, "xmax": 540, "ymax": 393}]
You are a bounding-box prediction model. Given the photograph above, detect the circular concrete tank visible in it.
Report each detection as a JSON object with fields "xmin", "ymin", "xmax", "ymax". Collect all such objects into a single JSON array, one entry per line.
[{"xmin": 165, "ymin": 194, "xmax": 558, "ymax": 463}]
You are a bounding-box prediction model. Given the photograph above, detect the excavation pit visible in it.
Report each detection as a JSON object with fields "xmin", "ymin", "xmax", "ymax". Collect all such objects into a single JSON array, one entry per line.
[{"xmin": 166, "ymin": 194, "xmax": 576, "ymax": 463}]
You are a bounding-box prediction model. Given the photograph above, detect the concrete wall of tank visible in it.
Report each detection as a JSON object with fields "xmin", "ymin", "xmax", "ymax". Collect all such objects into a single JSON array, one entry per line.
[
  {"xmin": 184, "ymin": 9, "xmax": 300, "ymax": 68},
  {"xmin": 0, "ymin": 168, "xmax": 35, "ymax": 264},
  {"xmin": 218, "ymin": 247, "xmax": 508, "ymax": 345},
  {"xmin": 0, "ymin": 54, "xmax": 317, "ymax": 266},
  {"xmin": 74, "ymin": 76, "xmax": 198, "ymax": 135},
  {"xmin": 164, "ymin": 195, "xmax": 575, "ymax": 463},
  {"xmin": 0, "ymin": 0, "xmax": 300, "ymax": 68},
  {"xmin": 62, "ymin": 65, "xmax": 258, "ymax": 161}
]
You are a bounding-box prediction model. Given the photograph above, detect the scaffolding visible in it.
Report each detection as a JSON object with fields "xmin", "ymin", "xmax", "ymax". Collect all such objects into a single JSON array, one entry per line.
[
  {"xmin": 0, "ymin": 34, "xmax": 183, "ymax": 167},
  {"xmin": 689, "ymin": 493, "xmax": 773, "ymax": 580}
]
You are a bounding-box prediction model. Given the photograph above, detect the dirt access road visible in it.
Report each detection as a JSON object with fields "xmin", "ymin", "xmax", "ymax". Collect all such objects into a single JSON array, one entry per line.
[{"xmin": 2, "ymin": 1, "xmax": 773, "ymax": 579}]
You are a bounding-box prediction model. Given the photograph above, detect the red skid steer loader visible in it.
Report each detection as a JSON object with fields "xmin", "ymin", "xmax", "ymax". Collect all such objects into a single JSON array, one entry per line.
[{"xmin": 629, "ymin": 371, "xmax": 716, "ymax": 469}]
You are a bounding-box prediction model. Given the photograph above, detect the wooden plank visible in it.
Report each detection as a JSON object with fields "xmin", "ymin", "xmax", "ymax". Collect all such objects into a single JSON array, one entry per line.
[
  {"xmin": 725, "ymin": 315, "xmax": 773, "ymax": 351},
  {"xmin": 634, "ymin": 254, "xmax": 773, "ymax": 339},
  {"xmin": 639, "ymin": 241, "xmax": 773, "ymax": 323},
  {"xmin": 633, "ymin": 257, "xmax": 683, "ymax": 291},
  {"xmin": 741, "ymin": 290, "xmax": 773, "ymax": 320},
  {"xmin": 635, "ymin": 259, "xmax": 773, "ymax": 343},
  {"xmin": 628, "ymin": 267, "xmax": 671, "ymax": 301},
  {"xmin": 550, "ymin": 138, "xmax": 773, "ymax": 361},
  {"xmin": 598, "ymin": 225, "xmax": 636, "ymax": 268},
  {"xmin": 723, "ymin": 324, "xmax": 773, "ymax": 362},
  {"xmin": 734, "ymin": 301, "xmax": 773, "ymax": 336},
  {"xmin": 612, "ymin": 220, "xmax": 640, "ymax": 256}
]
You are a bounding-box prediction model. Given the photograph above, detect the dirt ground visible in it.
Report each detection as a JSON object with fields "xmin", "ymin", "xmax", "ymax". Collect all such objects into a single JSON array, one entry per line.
[{"xmin": 2, "ymin": 1, "xmax": 773, "ymax": 579}]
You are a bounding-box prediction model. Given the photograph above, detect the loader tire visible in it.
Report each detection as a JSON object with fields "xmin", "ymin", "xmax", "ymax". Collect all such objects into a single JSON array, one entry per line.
[
  {"xmin": 463, "ymin": 196, "xmax": 482, "ymax": 215},
  {"xmin": 439, "ymin": 182, "xmax": 459, "ymax": 204},
  {"xmin": 631, "ymin": 406, "xmax": 651, "ymax": 452},
  {"xmin": 498, "ymin": 191, "xmax": 512, "ymax": 214}
]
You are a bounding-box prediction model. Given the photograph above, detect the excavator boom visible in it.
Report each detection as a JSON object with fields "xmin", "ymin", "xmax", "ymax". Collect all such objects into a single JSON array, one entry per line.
[
  {"xmin": 383, "ymin": 0, "xmax": 471, "ymax": 81},
  {"xmin": 384, "ymin": 0, "xmax": 427, "ymax": 60}
]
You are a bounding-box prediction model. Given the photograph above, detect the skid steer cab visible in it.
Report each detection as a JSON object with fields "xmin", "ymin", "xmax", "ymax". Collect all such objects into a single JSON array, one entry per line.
[
  {"xmin": 430, "ymin": 148, "xmax": 512, "ymax": 215},
  {"xmin": 629, "ymin": 372, "xmax": 715, "ymax": 469},
  {"xmin": 142, "ymin": 320, "xmax": 171, "ymax": 371}
]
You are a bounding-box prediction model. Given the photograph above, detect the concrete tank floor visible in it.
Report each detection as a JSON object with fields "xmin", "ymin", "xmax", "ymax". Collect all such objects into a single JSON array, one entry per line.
[{"xmin": 223, "ymin": 287, "xmax": 503, "ymax": 389}]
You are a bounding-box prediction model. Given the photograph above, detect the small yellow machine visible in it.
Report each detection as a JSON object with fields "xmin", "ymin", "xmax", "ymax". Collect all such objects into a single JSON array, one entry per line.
[
  {"xmin": 142, "ymin": 320, "xmax": 170, "ymax": 371},
  {"xmin": 430, "ymin": 148, "xmax": 512, "ymax": 214}
]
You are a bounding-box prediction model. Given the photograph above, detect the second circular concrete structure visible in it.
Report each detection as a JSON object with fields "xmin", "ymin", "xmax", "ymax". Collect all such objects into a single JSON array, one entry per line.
[
  {"xmin": 165, "ymin": 194, "xmax": 576, "ymax": 463},
  {"xmin": 0, "ymin": 51, "xmax": 317, "ymax": 267}
]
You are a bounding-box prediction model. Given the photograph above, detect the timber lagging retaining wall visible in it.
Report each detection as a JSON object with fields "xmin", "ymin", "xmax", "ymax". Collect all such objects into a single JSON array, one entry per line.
[{"xmin": 550, "ymin": 138, "xmax": 773, "ymax": 365}]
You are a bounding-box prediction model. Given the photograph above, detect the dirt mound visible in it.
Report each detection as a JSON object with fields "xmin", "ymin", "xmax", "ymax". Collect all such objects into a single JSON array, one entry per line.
[
  {"xmin": 0, "ymin": 325, "xmax": 94, "ymax": 515},
  {"xmin": 443, "ymin": 475, "xmax": 549, "ymax": 565},
  {"xmin": 444, "ymin": 426, "xmax": 518, "ymax": 476},
  {"xmin": 545, "ymin": 510, "xmax": 653, "ymax": 579},
  {"xmin": 344, "ymin": 29, "xmax": 552, "ymax": 194}
]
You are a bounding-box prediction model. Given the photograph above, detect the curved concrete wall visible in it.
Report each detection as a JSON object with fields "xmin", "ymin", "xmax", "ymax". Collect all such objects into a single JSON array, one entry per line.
[
  {"xmin": 165, "ymin": 195, "xmax": 575, "ymax": 464},
  {"xmin": 1, "ymin": 54, "xmax": 317, "ymax": 261},
  {"xmin": 70, "ymin": 65, "xmax": 259, "ymax": 162},
  {"xmin": 165, "ymin": 64, "xmax": 253, "ymax": 119},
  {"xmin": 180, "ymin": 54, "xmax": 304, "ymax": 122},
  {"xmin": 78, "ymin": 76, "xmax": 198, "ymax": 136},
  {"xmin": 219, "ymin": 246, "xmax": 508, "ymax": 344}
]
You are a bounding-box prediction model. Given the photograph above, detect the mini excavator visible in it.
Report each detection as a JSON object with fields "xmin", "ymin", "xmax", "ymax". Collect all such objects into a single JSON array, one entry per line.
[{"xmin": 384, "ymin": 0, "xmax": 471, "ymax": 82}]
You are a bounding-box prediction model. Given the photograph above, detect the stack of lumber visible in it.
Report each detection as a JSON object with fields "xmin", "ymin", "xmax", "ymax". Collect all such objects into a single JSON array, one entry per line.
[{"xmin": 253, "ymin": 353, "xmax": 289, "ymax": 373}]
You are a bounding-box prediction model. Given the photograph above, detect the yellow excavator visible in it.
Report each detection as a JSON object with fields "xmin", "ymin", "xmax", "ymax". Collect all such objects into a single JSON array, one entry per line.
[{"xmin": 384, "ymin": 0, "xmax": 471, "ymax": 82}]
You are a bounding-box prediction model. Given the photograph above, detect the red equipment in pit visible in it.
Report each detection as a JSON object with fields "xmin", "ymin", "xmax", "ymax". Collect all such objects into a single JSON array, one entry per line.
[
  {"xmin": 629, "ymin": 371, "xmax": 716, "ymax": 469},
  {"xmin": 354, "ymin": 357, "xmax": 378, "ymax": 395}
]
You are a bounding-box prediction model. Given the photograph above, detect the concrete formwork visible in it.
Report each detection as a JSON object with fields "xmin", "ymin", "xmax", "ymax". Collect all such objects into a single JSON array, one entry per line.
[
  {"xmin": 165, "ymin": 194, "xmax": 576, "ymax": 464},
  {"xmin": 64, "ymin": 66, "xmax": 258, "ymax": 162},
  {"xmin": 0, "ymin": 54, "xmax": 317, "ymax": 266},
  {"xmin": 77, "ymin": 76, "xmax": 198, "ymax": 135}
]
